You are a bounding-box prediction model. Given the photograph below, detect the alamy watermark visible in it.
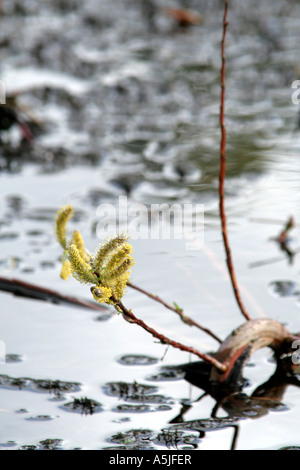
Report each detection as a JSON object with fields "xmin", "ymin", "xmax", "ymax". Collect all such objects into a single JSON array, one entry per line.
[
  {"xmin": 292, "ymin": 340, "xmax": 300, "ymax": 365},
  {"xmin": 291, "ymin": 80, "xmax": 300, "ymax": 104},
  {"xmin": 96, "ymin": 196, "xmax": 204, "ymax": 250},
  {"xmin": 0, "ymin": 340, "xmax": 6, "ymax": 364},
  {"xmin": 0, "ymin": 80, "xmax": 6, "ymax": 105}
]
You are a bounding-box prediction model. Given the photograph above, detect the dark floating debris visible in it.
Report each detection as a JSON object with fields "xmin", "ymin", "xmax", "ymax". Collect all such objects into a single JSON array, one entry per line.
[
  {"xmin": 104, "ymin": 381, "xmax": 158, "ymax": 400},
  {"xmin": 117, "ymin": 354, "xmax": 159, "ymax": 366},
  {"xmin": 19, "ymin": 439, "xmax": 64, "ymax": 451},
  {"xmin": 5, "ymin": 353, "xmax": 23, "ymax": 363},
  {"xmin": 112, "ymin": 417, "xmax": 131, "ymax": 424},
  {"xmin": 26, "ymin": 415, "xmax": 54, "ymax": 422},
  {"xmin": 94, "ymin": 312, "xmax": 114, "ymax": 322},
  {"xmin": 128, "ymin": 394, "xmax": 173, "ymax": 404},
  {"xmin": 0, "ymin": 374, "xmax": 81, "ymax": 397},
  {"xmin": 279, "ymin": 446, "xmax": 300, "ymax": 450},
  {"xmin": 63, "ymin": 396, "xmax": 103, "ymax": 415},
  {"xmin": 153, "ymin": 429, "xmax": 200, "ymax": 450},
  {"xmin": 109, "ymin": 428, "xmax": 155, "ymax": 447},
  {"xmin": 40, "ymin": 260, "xmax": 56, "ymax": 269},
  {"xmin": 26, "ymin": 229, "xmax": 45, "ymax": 237},
  {"xmin": 169, "ymin": 416, "xmax": 239, "ymax": 433},
  {"xmin": 106, "ymin": 427, "xmax": 200, "ymax": 450},
  {"xmin": 39, "ymin": 439, "xmax": 64, "ymax": 450},
  {"xmin": 113, "ymin": 404, "xmax": 151, "ymax": 413},
  {"xmin": 0, "ymin": 232, "xmax": 19, "ymax": 241},
  {"xmin": 0, "ymin": 375, "xmax": 29, "ymax": 390},
  {"xmin": 269, "ymin": 280, "xmax": 300, "ymax": 298},
  {"xmin": 0, "ymin": 440, "xmax": 18, "ymax": 448},
  {"xmin": 102, "ymin": 444, "xmax": 154, "ymax": 450},
  {"xmin": 113, "ymin": 403, "xmax": 172, "ymax": 413},
  {"xmin": 105, "ymin": 380, "xmax": 174, "ymax": 413},
  {"xmin": 147, "ymin": 365, "xmax": 185, "ymax": 382},
  {"xmin": 19, "ymin": 445, "xmax": 38, "ymax": 451},
  {"xmin": 32, "ymin": 378, "xmax": 81, "ymax": 396}
]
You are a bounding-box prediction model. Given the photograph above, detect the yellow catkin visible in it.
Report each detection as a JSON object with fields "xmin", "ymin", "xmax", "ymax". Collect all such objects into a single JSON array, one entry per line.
[
  {"xmin": 104, "ymin": 244, "xmax": 133, "ymax": 274},
  {"xmin": 91, "ymin": 285, "xmax": 112, "ymax": 304},
  {"xmin": 110, "ymin": 273, "xmax": 130, "ymax": 301},
  {"xmin": 60, "ymin": 259, "xmax": 71, "ymax": 280},
  {"xmin": 68, "ymin": 244, "xmax": 98, "ymax": 285},
  {"xmin": 55, "ymin": 202, "xmax": 135, "ymax": 305},
  {"xmin": 55, "ymin": 205, "xmax": 74, "ymax": 249},
  {"xmin": 97, "ymin": 241, "xmax": 135, "ymax": 301},
  {"xmin": 104, "ymin": 257, "xmax": 135, "ymax": 283},
  {"xmin": 94, "ymin": 233, "xmax": 128, "ymax": 272},
  {"xmin": 71, "ymin": 230, "xmax": 88, "ymax": 260}
]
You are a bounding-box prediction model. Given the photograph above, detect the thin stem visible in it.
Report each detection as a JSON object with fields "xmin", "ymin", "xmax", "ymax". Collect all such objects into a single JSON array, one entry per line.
[
  {"xmin": 219, "ymin": 0, "xmax": 251, "ymax": 322},
  {"xmin": 128, "ymin": 281, "xmax": 222, "ymax": 343},
  {"xmin": 0, "ymin": 276, "xmax": 106, "ymax": 311},
  {"xmin": 114, "ymin": 297, "xmax": 227, "ymax": 373}
]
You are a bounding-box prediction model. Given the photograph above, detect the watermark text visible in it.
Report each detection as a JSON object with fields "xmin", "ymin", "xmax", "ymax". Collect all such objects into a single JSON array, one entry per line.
[
  {"xmin": 292, "ymin": 339, "xmax": 300, "ymax": 365},
  {"xmin": 291, "ymin": 80, "xmax": 300, "ymax": 105},
  {"xmin": 96, "ymin": 196, "xmax": 204, "ymax": 250}
]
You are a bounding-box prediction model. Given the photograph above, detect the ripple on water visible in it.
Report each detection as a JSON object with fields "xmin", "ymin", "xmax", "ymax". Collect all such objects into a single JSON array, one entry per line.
[
  {"xmin": 117, "ymin": 354, "xmax": 159, "ymax": 366},
  {"xmin": 103, "ymin": 381, "xmax": 158, "ymax": 399},
  {"xmin": 0, "ymin": 374, "xmax": 81, "ymax": 397},
  {"xmin": 61, "ymin": 397, "xmax": 103, "ymax": 415},
  {"xmin": 269, "ymin": 280, "xmax": 300, "ymax": 298}
]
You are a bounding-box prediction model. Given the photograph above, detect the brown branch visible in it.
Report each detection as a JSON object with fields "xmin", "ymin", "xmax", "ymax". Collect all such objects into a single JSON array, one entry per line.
[
  {"xmin": 0, "ymin": 276, "xmax": 106, "ymax": 312},
  {"xmin": 113, "ymin": 296, "xmax": 227, "ymax": 373},
  {"xmin": 219, "ymin": 1, "xmax": 251, "ymax": 322},
  {"xmin": 128, "ymin": 281, "xmax": 222, "ymax": 344}
]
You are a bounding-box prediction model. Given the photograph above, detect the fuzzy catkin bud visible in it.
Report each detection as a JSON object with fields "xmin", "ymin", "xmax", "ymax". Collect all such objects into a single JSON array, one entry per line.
[
  {"xmin": 68, "ymin": 244, "xmax": 98, "ymax": 285},
  {"xmin": 94, "ymin": 234, "xmax": 128, "ymax": 272},
  {"xmin": 71, "ymin": 230, "xmax": 88, "ymax": 260},
  {"xmin": 55, "ymin": 205, "xmax": 74, "ymax": 249},
  {"xmin": 103, "ymin": 243, "xmax": 133, "ymax": 274},
  {"xmin": 60, "ymin": 259, "xmax": 71, "ymax": 280},
  {"xmin": 91, "ymin": 285, "xmax": 112, "ymax": 304},
  {"xmin": 104, "ymin": 257, "xmax": 135, "ymax": 283}
]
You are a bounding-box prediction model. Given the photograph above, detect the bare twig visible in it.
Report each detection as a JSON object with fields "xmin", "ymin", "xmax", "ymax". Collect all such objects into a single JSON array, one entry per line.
[
  {"xmin": 128, "ymin": 281, "xmax": 222, "ymax": 343},
  {"xmin": 114, "ymin": 296, "xmax": 227, "ymax": 373},
  {"xmin": 219, "ymin": 1, "xmax": 251, "ymax": 322},
  {"xmin": 0, "ymin": 276, "xmax": 106, "ymax": 311}
]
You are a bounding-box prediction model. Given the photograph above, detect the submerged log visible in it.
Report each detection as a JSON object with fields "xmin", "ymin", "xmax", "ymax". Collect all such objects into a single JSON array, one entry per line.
[{"xmin": 210, "ymin": 318, "xmax": 294, "ymax": 386}]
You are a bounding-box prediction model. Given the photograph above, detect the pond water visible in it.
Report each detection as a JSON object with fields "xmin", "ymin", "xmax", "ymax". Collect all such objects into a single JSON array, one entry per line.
[{"xmin": 0, "ymin": 0, "xmax": 299, "ymax": 450}]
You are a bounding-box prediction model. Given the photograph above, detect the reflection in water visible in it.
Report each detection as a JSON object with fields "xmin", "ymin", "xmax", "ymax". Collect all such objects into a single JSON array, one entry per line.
[
  {"xmin": 187, "ymin": 132, "xmax": 271, "ymax": 190},
  {"xmin": 103, "ymin": 354, "xmax": 300, "ymax": 450},
  {"xmin": 0, "ymin": 374, "xmax": 81, "ymax": 398},
  {"xmin": 165, "ymin": 358, "xmax": 300, "ymax": 450},
  {"xmin": 62, "ymin": 397, "xmax": 103, "ymax": 415}
]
